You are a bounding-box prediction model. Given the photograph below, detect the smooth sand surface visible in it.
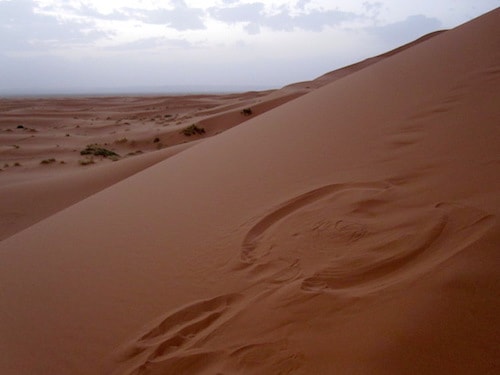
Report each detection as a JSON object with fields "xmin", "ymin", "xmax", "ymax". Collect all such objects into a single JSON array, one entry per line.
[{"xmin": 0, "ymin": 9, "xmax": 499, "ymax": 375}]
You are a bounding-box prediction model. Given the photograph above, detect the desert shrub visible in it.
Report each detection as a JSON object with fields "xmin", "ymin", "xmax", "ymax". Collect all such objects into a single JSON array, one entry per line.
[
  {"xmin": 241, "ymin": 108, "xmax": 253, "ymax": 116},
  {"xmin": 114, "ymin": 138, "xmax": 128, "ymax": 144},
  {"xmin": 181, "ymin": 124, "xmax": 205, "ymax": 136},
  {"xmin": 127, "ymin": 150, "xmax": 143, "ymax": 156},
  {"xmin": 40, "ymin": 158, "xmax": 56, "ymax": 165},
  {"xmin": 153, "ymin": 137, "xmax": 160, "ymax": 143},
  {"xmin": 80, "ymin": 144, "xmax": 119, "ymax": 158},
  {"xmin": 14, "ymin": 162, "xmax": 21, "ymax": 167},
  {"xmin": 79, "ymin": 158, "xmax": 95, "ymax": 166}
]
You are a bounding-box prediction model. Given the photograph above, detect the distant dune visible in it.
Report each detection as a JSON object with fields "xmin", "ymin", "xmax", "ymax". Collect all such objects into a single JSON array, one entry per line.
[{"xmin": 0, "ymin": 8, "xmax": 499, "ymax": 375}]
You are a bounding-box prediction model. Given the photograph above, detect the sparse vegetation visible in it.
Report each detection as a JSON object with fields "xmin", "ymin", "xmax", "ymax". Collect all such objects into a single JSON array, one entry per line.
[
  {"xmin": 127, "ymin": 150, "xmax": 143, "ymax": 156},
  {"xmin": 14, "ymin": 162, "xmax": 21, "ymax": 167},
  {"xmin": 14, "ymin": 124, "xmax": 35, "ymax": 131},
  {"xmin": 80, "ymin": 144, "xmax": 120, "ymax": 158},
  {"xmin": 241, "ymin": 108, "xmax": 253, "ymax": 116},
  {"xmin": 40, "ymin": 158, "xmax": 56, "ymax": 165},
  {"xmin": 12, "ymin": 145, "xmax": 20, "ymax": 149},
  {"xmin": 181, "ymin": 124, "xmax": 205, "ymax": 136},
  {"xmin": 79, "ymin": 158, "xmax": 95, "ymax": 166},
  {"xmin": 153, "ymin": 137, "xmax": 160, "ymax": 143},
  {"xmin": 114, "ymin": 137, "xmax": 128, "ymax": 144}
]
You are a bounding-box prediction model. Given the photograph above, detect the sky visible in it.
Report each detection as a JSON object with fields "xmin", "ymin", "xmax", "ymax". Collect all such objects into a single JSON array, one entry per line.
[{"xmin": 0, "ymin": 0, "xmax": 498, "ymax": 94}]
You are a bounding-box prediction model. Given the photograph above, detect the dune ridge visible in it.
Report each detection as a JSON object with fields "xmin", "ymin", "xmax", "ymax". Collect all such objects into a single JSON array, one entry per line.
[
  {"xmin": 0, "ymin": 29, "xmax": 445, "ymax": 241},
  {"xmin": 0, "ymin": 8, "xmax": 499, "ymax": 375}
]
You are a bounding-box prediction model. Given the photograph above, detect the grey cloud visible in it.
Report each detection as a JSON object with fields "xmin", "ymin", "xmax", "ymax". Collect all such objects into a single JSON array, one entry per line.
[
  {"xmin": 244, "ymin": 23, "xmax": 261, "ymax": 35},
  {"xmin": 363, "ymin": 1, "xmax": 383, "ymax": 13},
  {"xmin": 108, "ymin": 37, "xmax": 194, "ymax": 51},
  {"xmin": 75, "ymin": 4, "xmax": 130, "ymax": 21},
  {"xmin": 265, "ymin": 8, "xmax": 354, "ymax": 32},
  {"xmin": 69, "ymin": 2, "xmax": 206, "ymax": 30},
  {"xmin": 209, "ymin": 3, "xmax": 264, "ymax": 23},
  {"xmin": 209, "ymin": 3, "xmax": 357, "ymax": 34},
  {"xmin": 368, "ymin": 15, "xmax": 442, "ymax": 45},
  {"xmin": 296, "ymin": 0, "xmax": 311, "ymax": 10},
  {"xmin": 0, "ymin": 0, "xmax": 107, "ymax": 52},
  {"xmin": 139, "ymin": 0, "xmax": 205, "ymax": 30}
]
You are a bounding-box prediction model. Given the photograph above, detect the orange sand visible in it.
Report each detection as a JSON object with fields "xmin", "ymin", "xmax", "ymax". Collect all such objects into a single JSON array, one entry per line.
[{"xmin": 0, "ymin": 9, "xmax": 499, "ymax": 375}]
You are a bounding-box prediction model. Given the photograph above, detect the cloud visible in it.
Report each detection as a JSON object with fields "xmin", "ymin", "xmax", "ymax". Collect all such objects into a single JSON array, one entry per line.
[
  {"xmin": 0, "ymin": 0, "xmax": 107, "ymax": 52},
  {"xmin": 244, "ymin": 22, "xmax": 261, "ymax": 35},
  {"xmin": 363, "ymin": 1, "xmax": 382, "ymax": 14},
  {"xmin": 265, "ymin": 7, "xmax": 356, "ymax": 32},
  {"xmin": 138, "ymin": 0, "xmax": 206, "ymax": 30},
  {"xmin": 368, "ymin": 14, "xmax": 442, "ymax": 45},
  {"xmin": 73, "ymin": 4, "xmax": 130, "ymax": 21},
  {"xmin": 296, "ymin": 0, "xmax": 311, "ymax": 10},
  {"xmin": 209, "ymin": 2, "xmax": 358, "ymax": 34},
  {"xmin": 107, "ymin": 37, "xmax": 194, "ymax": 51},
  {"xmin": 209, "ymin": 2, "xmax": 264, "ymax": 23}
]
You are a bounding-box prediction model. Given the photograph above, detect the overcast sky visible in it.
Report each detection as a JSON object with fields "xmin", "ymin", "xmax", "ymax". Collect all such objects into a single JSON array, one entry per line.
[{"xmin": 0, "ymin": 0, "xmax": 498, "ymax": 94}]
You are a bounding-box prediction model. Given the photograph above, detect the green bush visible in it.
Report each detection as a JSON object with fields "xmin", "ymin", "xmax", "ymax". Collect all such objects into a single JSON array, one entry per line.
[
  {"xmin": 181, "ymin": 124, "xmax": 205, "ymax": 136},
  {"xmin": 79, "ymin": 158, "xmax": 95, "ymax": 166},
  {"xmin": 80, "ymin": 144, "xmax": 119, "ymax": 158},
  {"xmin": 241, "ymin": 108, "xmax": 253, "ymax": 116}
]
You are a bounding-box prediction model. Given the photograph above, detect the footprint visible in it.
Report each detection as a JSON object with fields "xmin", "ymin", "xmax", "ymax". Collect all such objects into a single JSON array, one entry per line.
[
  {"xmin": 302, "ymin": 214, "xmax": 446, "ymax": 292},
  {"xmin": 227, "ymin": 340, "xmax": 304, "ymax": 374},
  {"xmin": 301, "ymin": 203, "xmax": 494, "ymax": 294},
  {"xmin": 240, "ymin": 182, "xmax": 389, "ymax": 264},
  {"xmin": 239, "ymin": 182, "xmax": 495, "ymax": 297},
  {"xmin": 115, "ymin": 294, "xmax": 240, "ymax": 375},
  {"xmin": 386, "ymin": 132, "xmax": 422, "ymax": 149}
]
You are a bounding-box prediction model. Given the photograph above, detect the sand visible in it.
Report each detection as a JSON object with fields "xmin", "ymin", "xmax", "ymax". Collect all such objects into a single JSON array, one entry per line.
[{"xmin": 0, "ymin": 8, "xmax": 499, "ymax": 375}]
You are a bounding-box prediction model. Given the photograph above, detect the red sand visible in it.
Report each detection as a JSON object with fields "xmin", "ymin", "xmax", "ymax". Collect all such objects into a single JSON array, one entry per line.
[{"xmin": 0, "ymin": 9, "xmax": 499, "ymax": 375}]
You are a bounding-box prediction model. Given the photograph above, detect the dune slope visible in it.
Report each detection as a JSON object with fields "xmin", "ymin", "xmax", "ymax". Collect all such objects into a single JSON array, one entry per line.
[
  {"xmin": 0, "ymin": 9, "xmax": 499, "ymax": 375},
  {"xmin": 0, "ymin": 30, "xmax": 442, "ymax": 242}
]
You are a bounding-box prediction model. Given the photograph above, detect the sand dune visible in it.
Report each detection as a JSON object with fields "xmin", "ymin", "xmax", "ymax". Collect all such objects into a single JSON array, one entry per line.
[
  {"xmin": 0, "ymin": 8, "xmax": 499, "ymax": 375},
  {"xmin": 0, "ymin": 26, "xmax": 444, "ymax": 242},
  {"xmin": 0, "ymin": 28, "xmax": 441, "ymax": 242}
]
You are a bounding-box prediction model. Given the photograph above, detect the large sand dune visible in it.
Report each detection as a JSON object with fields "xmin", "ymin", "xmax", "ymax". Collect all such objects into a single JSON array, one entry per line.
[{"xmin": 0, "ymin": 8, "xmax": 499, "ymax": 375}]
